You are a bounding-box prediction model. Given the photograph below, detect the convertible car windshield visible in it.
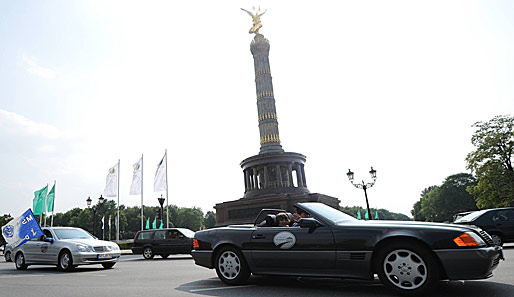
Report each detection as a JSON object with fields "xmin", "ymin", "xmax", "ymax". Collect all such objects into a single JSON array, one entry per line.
[
  {"xmin": 54, "ymin": 228, "xmax": 94, "ymax": 240},
  {"xmin": 302, "ymin": 202, "xmax": 357, "ymax": 224},
  {"xmin": 454, "ymin": 209, "xmax": 488, "ymax": 223}
]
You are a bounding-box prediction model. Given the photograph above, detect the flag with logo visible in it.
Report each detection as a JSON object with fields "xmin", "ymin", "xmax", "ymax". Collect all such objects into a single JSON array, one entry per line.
[
  {"xmin": 46, "ymin": 183, "xmax": 55, "ymax": 213},
  {"xmin": 357, "ymin": 210, "xmax": 361, "ymax": 220},
  {"xmin": 159, "ymin": 220, "xmax": 163, "ymax": 229},
  {"xmin": 104, "ymin": 163, "xmax": 118, "ymax": 197},
  {"xmin": 33, "ymin": 185, "xmax": 48, "ymax": 215},
  {"xmin": 152, "ymin": 217, "xmax": 157, "ymax": 229},
  {"xmin": 145, "ymin": 218, "xmax": 150, "ymax": 230},
  {"xmin": 154, "ymin": 152, "xmax": 167, "ymax": 192},
  {"xmin": 1, "ymin": 209, "xmax": 44, "ymax": 248},
  {"xmin": 130, "ymin": 157, "xmax": 143, "ymax": 195},
  {"xmin": 375, "ymin": 211, "xmax": 379, "ymax": 220}
]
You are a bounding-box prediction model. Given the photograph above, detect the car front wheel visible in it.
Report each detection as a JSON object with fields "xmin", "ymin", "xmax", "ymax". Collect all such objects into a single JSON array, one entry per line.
[
  {"xmin": 490, "ymin": 234, "xmax": 503, "ymax": 246},
  {"xmin": 58, "ymin": 250, "xmax": 75, "ymax": 272},
  {"xmin": 215, "ymin": 247, "xmax": 250, "ymax": 285},
  {"xmin": 5, "ymin": 251, "xmax": 12, "ymax": 262},
  {"xmin": 15, "ymin": 252, "xmax": 27, "ymax": 270},
  {"xmin": 376, "ymin": 241, "xmax": 439, "ymax": 295},
  {"xmin": 143, "ymin": 247, "xmax": 154, "ymax": 259},
  {"xmin": 102, "ymin": 263, "xmax": 116, "ymax": 269}
]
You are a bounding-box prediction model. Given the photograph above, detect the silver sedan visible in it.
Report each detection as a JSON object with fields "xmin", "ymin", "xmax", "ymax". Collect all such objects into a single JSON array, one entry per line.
[{"xmin": 12, "ymin": 227, "xmax": 121, "ymax": 271}]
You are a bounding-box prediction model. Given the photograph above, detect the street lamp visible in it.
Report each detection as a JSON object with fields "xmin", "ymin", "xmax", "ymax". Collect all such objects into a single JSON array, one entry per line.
[
  {"xmin": 86, "ymin": 195, "xmax": 106, "ymax": 237},
  {"xmin": 157, "ymin": 195, "xmax": 165, "ymax": 228},
  {"xmin": 347, "ymin": 167, "xmax": 377, "ymax": 220}
]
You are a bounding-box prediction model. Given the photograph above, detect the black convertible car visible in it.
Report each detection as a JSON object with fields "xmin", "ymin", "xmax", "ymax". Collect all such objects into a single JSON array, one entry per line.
[{"xmin": 192, "ymin": 202, "xmax": 503, "ymax": 295}]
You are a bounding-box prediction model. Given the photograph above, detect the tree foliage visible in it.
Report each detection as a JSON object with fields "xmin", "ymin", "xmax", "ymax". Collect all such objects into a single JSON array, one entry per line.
[
  {"xmin": 466, "ymin": 115, "xmax": 514, "ymax": 208},
  {"xmin": 1, "ymin": 200, "xmax": 216, "ymax": 241},
  {"xmin": 414, "ymin": 173, "xmax": 478, "ymax": 222}
]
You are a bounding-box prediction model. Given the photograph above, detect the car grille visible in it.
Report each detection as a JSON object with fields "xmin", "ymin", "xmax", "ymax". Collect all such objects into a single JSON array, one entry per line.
[
  {"xmin": 94, "ymin": 246, "xmax": 107, "ymax": 252},
  {"xmin": 479, "ymin": 230, "xmax": 495, "ymax": 246}
]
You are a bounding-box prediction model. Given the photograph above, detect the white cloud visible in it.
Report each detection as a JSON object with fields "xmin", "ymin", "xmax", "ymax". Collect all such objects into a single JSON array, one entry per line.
[
  {"xmin": 22, "ymin": 54, "xmax": 57, "ymax": 79},
  {"xmin": 0, "ymin": 109, "xmax": 61, "ymax": 139}
]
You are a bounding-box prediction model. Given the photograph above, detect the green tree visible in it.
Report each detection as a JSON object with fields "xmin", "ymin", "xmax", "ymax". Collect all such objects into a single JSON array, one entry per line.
[
  {"xmin": 419, "ymin": 174, "xmax": 478, "ymax": 222},
  {"xmin": 174, "ymin": 207, "xmax": 204, "ymax": 231},
  {"xmin": 466, "ymin": 115, "xmax": 514, "ymax": 208},
  {"xmin": 412, "ymin": 186, "xmax": 436, "ymax": 221},
  {"xmin": 204, "ymin": 211, "xmax": 216, "ymax": 228}
]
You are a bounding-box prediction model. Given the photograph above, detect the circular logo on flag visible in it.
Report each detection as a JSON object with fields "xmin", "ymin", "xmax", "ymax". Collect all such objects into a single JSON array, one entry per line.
[
  {"xmin": 2, "ymin": 225, "xmax": 14, "ymax": 238},
  {"xmin": 273, "ymin": 231, "xmax": 296, "ymax": 249}
]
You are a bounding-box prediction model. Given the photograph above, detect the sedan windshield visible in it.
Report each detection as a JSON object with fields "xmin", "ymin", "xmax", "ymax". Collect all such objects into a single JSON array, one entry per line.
[
  {"xmin": 454, "ymin": 209, "xmax": 488, "ymax": 223},
  {"xmin": 54, "ymin": 228, "xmax": 94, "ymax": 240},
  {"xmin": 301, "ymin": 202, "xmax": 357, "ymax": 224}
]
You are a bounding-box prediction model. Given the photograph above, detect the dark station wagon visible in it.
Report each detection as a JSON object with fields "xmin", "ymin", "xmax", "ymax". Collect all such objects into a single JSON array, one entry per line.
[
  {"xmin": 192, "ymin": 202, "xmax": 503, "ymax": 296},
  {"xmin": 132, "ymin": 228, "xmax": 195, "ymax": 259}
]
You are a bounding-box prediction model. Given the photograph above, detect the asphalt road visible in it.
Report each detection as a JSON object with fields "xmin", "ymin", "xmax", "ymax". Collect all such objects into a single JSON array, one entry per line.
[{"xmin": 1, "ymin": 245, "xmax": 513, "ymax": 297}]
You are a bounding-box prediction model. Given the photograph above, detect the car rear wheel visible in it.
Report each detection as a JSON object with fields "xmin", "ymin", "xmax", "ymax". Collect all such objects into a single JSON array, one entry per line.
[
  {"xmin": 15, "ymin": 252, "xmax": 27, "ymax": 270},
  {"xmin": 215, "ymin": 247, "xmax": 250, "ymax": 285},
  {"xmin": 143, "ymin": 247, "xmax": 154, "ymax": 259},
  {"xmin": 58, "ymin": 250, "xmax": 75, "ymax": 272},
  {"xmin": 376, "ymin": 241, "xmax": 439, "ymax": 295},
  {"xmin": 102, "ymin": 263, "xmax": 116, "ymax": 269},
  {"xmin": 490, "ymin": 234, "xmax": 503, "ymax": 246},
  {"xmin": 4, "ymin": 251, "xmax": 12, "ymax": 262}
]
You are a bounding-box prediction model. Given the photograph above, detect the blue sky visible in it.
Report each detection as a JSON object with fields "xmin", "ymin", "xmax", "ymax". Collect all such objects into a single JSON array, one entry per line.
[{"xmin": 1, "ymin": 1, "xmax": 513, "ymax": 219}]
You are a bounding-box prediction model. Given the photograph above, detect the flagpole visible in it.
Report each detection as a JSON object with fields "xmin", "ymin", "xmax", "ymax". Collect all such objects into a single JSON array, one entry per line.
[
  {"xmin": 165, "ymin": 149, "xmax": 169, "ymax": 228},
  {"xmin": 141, "ymin": 154, "xmax": 144, "ymax": 231},
  {"xmin": 44, "ymin": 183, "xmax": 48, "ymax": 227},
  {"xmin": 117, "ymin": 159, "xmax": 120, "ymax": 242},
  {"xmin": 51, "ymin": 180, "xmax": 56, "ymax": 227}
]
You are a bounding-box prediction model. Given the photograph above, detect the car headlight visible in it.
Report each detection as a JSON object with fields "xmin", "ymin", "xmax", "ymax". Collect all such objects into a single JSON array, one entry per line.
[
  {"xmin": 453, "ymin": 232, "xmax": 486, "ymax": 247},
  {"xmin": 105, "ymin": 245, "xmax": 119, "ymax": 251},
  {"xmin": 77, "ymin": 244, "xmax": 94, "ymax": 252}
]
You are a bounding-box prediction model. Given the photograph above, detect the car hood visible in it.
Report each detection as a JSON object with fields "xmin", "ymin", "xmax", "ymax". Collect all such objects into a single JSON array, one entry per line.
[
  {"xmin": 341, "ymin": 219, "xmax": 478, "ymax": 232},
  {"xmin": 60, "ymin": 238, "xmax": 117, "ymax": 247}
]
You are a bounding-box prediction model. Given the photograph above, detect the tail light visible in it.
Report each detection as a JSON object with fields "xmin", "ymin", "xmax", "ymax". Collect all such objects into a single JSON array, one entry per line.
[{"xmin": 193, "ymin": 239, "xmax": 200, "ymax": 249}]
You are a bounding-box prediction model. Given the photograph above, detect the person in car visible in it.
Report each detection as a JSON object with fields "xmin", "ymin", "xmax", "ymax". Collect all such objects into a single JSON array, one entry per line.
[
  {"xmin": 292, "ymin": 210, "xmax": 310, "ymax": 226},
  {"xmin": 276, "ymin": 213, "xmax": 291, "ymax": 227}
]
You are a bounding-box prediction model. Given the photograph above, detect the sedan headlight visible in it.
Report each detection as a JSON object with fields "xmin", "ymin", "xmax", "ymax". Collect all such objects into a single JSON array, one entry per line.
[
  {"xmin": 76, "ymin": 244, "xmax": 94, "ymax": 252},
  {"xmin": 453, "ymin": 232, "xmax": 486, "ymax": 247}
]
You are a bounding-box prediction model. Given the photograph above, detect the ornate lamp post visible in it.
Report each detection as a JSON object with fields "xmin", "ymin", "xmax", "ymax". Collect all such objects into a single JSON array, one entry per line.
[
  {"xmin": 157, "ymin": 195, "xmax": 165, "ymax": 228},
  {"xmin": 86, "ymin": 195, "xmax": 105, "ymax": 237},
  {"xmin": 347, "ymin": 167, "xmax": 377, "ymax": 220}
]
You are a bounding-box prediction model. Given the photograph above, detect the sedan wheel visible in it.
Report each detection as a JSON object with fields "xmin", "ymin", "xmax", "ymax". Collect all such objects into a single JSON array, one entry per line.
[
  {"xmin": 491, "ymin": 234, "xmax": 503, "ymax": 246},
  {"xmin": 215, "ymin": 247, "xmax": 250, "ymax": 285},
  {"xmin": 376, "ymin": 242, "xmax": 439, "ymax": 295},
  {"xmin": 4, "ymin": 251, "xmax": 12, "ymax": 262},
  {"xmin": 58, "ymin": 250, "xmax": 75, "ymax": 272},
  {"xmin": 15, "ymin": 253, "xmax": 27, "ymax": 270},
  {"xmin": 143, "ymin": 247, "xmax": 154, "ymax": 259}
]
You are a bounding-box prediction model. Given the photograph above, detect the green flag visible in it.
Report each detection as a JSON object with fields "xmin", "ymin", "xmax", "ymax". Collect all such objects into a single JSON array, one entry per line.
[
  {"xmin": 375, "ymin": 211, "xmax": 379, "ymax": 220},
  {"xmin": 357, "ymin": 210, "xmax": 361, "ymax": 220},
  {"xmin": 33, "ymin": 185, "xmax": 48, "ymax": 215},
  {"xmin": 365, "ymin": 209, "xmax": 369, "ymax": 220},
  {"xmin": 145, "ymin": 218, "xmax": 150, "ymax": 229},
  {"xmin": 47, "ymin": 184, "xmax": 55, "ymax": 213},
  {"xmin": 159, "ymin": 220, "xmax": 163, "ymax": 229},
  {"xmin": 152, "ymin": 217, "xmax": 156, "ymax": 229}
]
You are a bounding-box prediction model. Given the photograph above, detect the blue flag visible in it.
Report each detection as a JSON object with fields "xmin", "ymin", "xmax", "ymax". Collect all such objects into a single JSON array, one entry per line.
[{"xmin": 1, "ymin": 209, "xmax": 44, "ymax": 248}]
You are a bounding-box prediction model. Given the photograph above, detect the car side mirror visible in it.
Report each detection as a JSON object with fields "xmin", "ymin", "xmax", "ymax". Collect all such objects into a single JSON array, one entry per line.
[
  {"xmin": 299, "ymin": 218, "xmax": 323, "ymax": 228},
  {"xmin": 44, "ymin": 238, "xmax": 54, "ymax": 243}
]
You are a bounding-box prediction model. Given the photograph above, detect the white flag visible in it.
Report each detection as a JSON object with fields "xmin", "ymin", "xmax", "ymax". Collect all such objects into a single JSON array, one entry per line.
[
  {"xmin": 101, "ymin": 216, "xmax": 105, "ymax": 230},
  {"xmin": 154, "ymin": 152, "xmax": 167, "ymax": 191},
  {"xmin": 130, "ymin": 157, "xmax": 143, "ymax": 195},
  {"xmin": 103, "ymin": 163, "xmax": 118, "ymax": 197}
]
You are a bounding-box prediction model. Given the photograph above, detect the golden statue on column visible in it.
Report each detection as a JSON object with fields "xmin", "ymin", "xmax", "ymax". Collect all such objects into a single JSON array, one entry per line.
[{"xmin": 241, "ymin": 7, "xmax": 267, "ymax": 34}]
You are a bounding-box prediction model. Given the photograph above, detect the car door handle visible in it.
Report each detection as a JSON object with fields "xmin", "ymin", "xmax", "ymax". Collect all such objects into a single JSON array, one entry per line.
[{"xmin": 252, "ymin": 234, "xmax": 266, "ymax": 239}]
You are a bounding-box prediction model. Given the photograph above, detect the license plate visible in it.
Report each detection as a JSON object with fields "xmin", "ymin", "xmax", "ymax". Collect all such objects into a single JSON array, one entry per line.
[{"xmin": 97, "ymin": 254, "xmax": 112, "ymax": 259}]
